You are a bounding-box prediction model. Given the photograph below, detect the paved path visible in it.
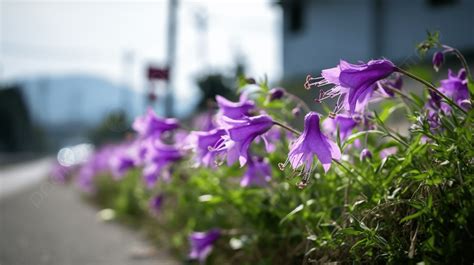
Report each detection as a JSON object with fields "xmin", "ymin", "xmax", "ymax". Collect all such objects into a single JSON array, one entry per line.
[{"xmin": 0, "ymin": 159, "xmax": 178, "ymax": 265}]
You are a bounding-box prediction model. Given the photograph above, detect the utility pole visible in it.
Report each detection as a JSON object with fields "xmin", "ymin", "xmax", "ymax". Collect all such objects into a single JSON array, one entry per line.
[{"xmin": 165, "ymin": 0, "xmax": 178, "ymax": 117}]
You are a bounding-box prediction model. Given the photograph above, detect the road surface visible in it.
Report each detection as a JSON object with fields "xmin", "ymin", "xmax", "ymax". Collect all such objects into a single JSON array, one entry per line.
[{"xmin": 0, "ymin": 158, "xmax": 177, "ymax": 265}]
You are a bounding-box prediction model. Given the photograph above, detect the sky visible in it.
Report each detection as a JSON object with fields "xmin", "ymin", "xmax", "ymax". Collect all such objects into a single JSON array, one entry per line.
[{"xmin": 0, "ymin": 0, "xmax": 282, "ymax": 116}]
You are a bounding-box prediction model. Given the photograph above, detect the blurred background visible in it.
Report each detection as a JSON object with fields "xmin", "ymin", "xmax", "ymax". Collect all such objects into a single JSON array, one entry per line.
[{"xmin": 1, "ymin": 0, "xmax": 473, "ymax": 161}]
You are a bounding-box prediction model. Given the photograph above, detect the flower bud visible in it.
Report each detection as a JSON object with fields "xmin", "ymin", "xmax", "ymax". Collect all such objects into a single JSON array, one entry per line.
[
  {"xmin": 268, "ymin": 87, "xmax": 285, "ymax": 101},
  {"xmin": 360, "ymin": 148, "xmax": 372, "ymax": 161},
  {"xmin": 292, "ymin": 107, "xmax": 301, "ymax": 117},
  {"xmin": 432, "ymin": 51, "xmax": 444, "ymax": 72}
]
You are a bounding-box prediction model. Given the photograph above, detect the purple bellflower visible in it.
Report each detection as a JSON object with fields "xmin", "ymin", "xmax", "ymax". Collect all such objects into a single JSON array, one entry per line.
[
  {"xmin": 214, "ymin": 114, "xmax": 274, "ymax": 167},
  {"xmin": 305, "ymin": 59, "xmax": 396, "ymax": 114},
  {"xmin": 188, "ymin": 229, "xmax": 221, "ymax": 263},
  {"xmin": 322, "ymin": 114, "xmax": 359, "ymax": 141},
  {"xmin": 142, "ymin": 142, "xmax": 182, "ymax": 188},
  {"xmin": 240, "ymin": 157, "xmax": 272, "ymax": 187},
  {"xmin": 188, "ymin": 129, "xmax": 227, "ymax": 167},
  {"xmin": 438, "ymin": 69, "xmax": 470, "ymax": 112},
  {"xmin": 133, "ymin": 107, "xmax": 179, "ymax": 138},
  {"xmin": 216, "ymin": 95, "xmax": 254, "ymax": 120},
  {"xmin": 282, "ymin": 112, "xmax": 341, "ymax": 185},
  {"xmin": 432, "ymin": 51, "xmax": 444, "ymax": 72}
]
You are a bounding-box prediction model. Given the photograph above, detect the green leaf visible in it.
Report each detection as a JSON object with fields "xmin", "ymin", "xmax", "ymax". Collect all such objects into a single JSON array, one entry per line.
[
  {"xmin": 400, "ymin": 210, "xmax": 424, "ymax": 223},
  {"xmin": 280, "ymin": 204, "xmax": 304, "ymax": 225},
  {"xmin": 344, "ymin": 130, "xmax": 385, "ymax": 146},
  {"xmin": 378, "ymin": 102, "xmax": 404, "ymax": 122}
]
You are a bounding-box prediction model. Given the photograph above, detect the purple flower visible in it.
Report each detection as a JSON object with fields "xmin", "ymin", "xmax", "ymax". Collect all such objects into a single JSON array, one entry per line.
[
  {"xmin": 322, "ymin": 114, "xmax": 358, "ymax": 141},
  {"xmin": 188, "ymin": 129, "xmax": 227, "ymax": 167},
  {"xmin": 109, "ymin": 146, "xmax": 136, "ymax": 180},
  {"xmin": 216, "ymin": 95, "xmax": 254, "ymax": 120},
  {"xmin": 188, "ymin": 229, "xmax": 221, "ymax": 263},
  {"xmin": 240, "ymin": 157, "xmax": 272, "ymax": 187},
  {"xmin": 359, "ymin": 148, "xmax": 372, "ymax": 161},
  {"xmin": 268, "ymin": 87, "xmax": 285, "ymax": 101},
  {"xmin": 192, "ymin": 112, "xmax": 216, "ymax": 131},
  {"xmin": 132, "ymin": 107, "xmax": 179, "ymax": 138},
  {"xmin": 142, "ymin": 142, "xmax": 182, "ymax": 188},
  {"xmin": 149, "ymin": 194, "xmax": 164, "ymax": 215},
  {"xmin": 432, "ymin": 51, "xmax": 444, "ymax": 72},
  {"xmin": 283, "ymin": 112, "xmax": 341, "ymax": 180},
  {"xmin": 380, "ymin": 147, "xmax": 398, "ymax": 159},
  {"xmin": 215, "ymin": 115, "xmax": 274, "ymax": 167},
  {"xmin": 306, "ymin": 59, "xmax": 396, "ymax": 114},
  {"xmin": 438, "ymin": 69, "xmax": 470, "ymax": 112},
  {"xmin": 377, "ymin": 73, "xmax": 403, "ymax": 97}
]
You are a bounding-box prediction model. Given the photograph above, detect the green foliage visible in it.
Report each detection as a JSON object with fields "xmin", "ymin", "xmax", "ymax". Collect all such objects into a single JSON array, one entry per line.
[{"xmin": 86, "ymin": 35, "xmax": 474, "ymax": 264}]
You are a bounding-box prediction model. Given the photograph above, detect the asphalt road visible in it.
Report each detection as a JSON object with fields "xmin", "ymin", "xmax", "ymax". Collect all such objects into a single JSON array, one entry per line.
[{"xmin": 0, "ymin": 159, "xmax": 177, "ymax": 265}]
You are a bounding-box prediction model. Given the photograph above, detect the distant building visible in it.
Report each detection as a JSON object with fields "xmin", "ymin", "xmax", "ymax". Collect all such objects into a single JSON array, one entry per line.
[{"xmin": 279, "ymin": 0, "xmax": 474, "ymax": 79}]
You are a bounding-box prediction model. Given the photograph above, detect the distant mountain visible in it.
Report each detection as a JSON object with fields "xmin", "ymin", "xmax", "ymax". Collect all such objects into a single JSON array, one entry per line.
[{"xmin": 16, "ymin": 74, "xmax": 149, "ymax": 127}]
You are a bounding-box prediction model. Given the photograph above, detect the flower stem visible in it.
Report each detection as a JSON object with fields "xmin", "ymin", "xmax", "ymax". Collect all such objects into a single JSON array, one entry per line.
[
  {"xmin": 452, "ymin": 48, "xmax": 472, "ymax": 81},
  {"xmin": 273, "ymin": 120, "xmax": 301, "ymax": 136},
  {"xmin": 395, "ymin": 67, "xmax": 467, "ymax": 115},
  {"xmin": 285, "ymin": 91, "xmax": 312, "ymax": 113}
]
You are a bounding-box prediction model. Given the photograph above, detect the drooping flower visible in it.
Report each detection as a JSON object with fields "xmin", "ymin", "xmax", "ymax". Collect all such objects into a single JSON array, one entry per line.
[
  {"xmin": 188, "ymin": 129, "xmax": 227, "ymax": 167},
  {"xmin": 305, "ymin": 59, "xmax": 396, "ymax": 114},
  {"xmin": 240, "ymin": 157, "xmax": 272, "ymax": 187},
  {"xmin": 188, "ymin": 229, "xmax": 221, "ymax": 263},
  {"xmin": 322, "ymin": 114, "xmax": 359, "ymax": 141},
  {"xmin": 215, "ymin": 95, "xmax": 254, "ymax": 120},
  {"xmin": 215, "ymin": 115, "xmax": 274, "ymax": 167},
  {"xmin": 132, "ymin": 107, "xmax": 179, "ymax": 138},
  {"xmin": 432, "ymin": 51, "xmax": 444, "ymax": 72},
  {"xmin": 438, "ymin": 68, "xmax": 470, "ymax": 112},
  {"xmin": 282, "ymin": 112, "xmax": 341, "ymax": 185}
]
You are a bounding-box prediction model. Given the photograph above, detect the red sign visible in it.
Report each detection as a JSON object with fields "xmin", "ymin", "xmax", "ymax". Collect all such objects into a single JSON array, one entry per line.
[{"xmin": 147, "ymin": 66, "xmax": 170, "ymax": 81}]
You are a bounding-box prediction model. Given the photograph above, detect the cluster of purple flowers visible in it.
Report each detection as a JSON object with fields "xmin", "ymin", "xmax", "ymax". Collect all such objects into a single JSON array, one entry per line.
[{"xmin": 61, "ymin": 48, "xmax": 471, "ymax": 262}]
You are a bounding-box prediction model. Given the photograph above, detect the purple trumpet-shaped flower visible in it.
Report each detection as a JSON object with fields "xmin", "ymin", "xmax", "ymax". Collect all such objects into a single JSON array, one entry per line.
[
  {"xmin": 143, "ymin": 142, "xmax": 182, "ymax": 188},
  {"xmin": 240, "ymin": 157, "xmax": 272, "ymax": 187},
  {"xmin": 188, "ymin": 129, "xmax": 227, "ymax": 167},
  {"xmin": 322, "ymin": 114, "xmax": 359, "ymax": 141},
  {"xmin": 306, "ymin": 59, "xmax": 396, "ymax": 114},
  {"xmin": 216, "ymin": 95, "xmax": 254, "ymax": 120},
  {"xmin": 215, "ymin": 115, "xmax": 274, "ymax": 167},
  {"xmin": 149, "ymin": 194, "xmax": 164, "ymax": 215},
  {"xmin": 432, "ymin": 51, "xmax": 444, "ymax": 72},
  {"xmin": 188, "ymin": 229, "xmax": 221, "ymax": 263},
  {"xmin": 133, "ymin": 107, "xmax": 179, "ymax": 138},
  {"xmin": 282, "ymin": 112, "xmax": 341, "ymax": 184},
  {"xmin": 438, "ymin": 69, "xmax": 470, "ymax": 112}
]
